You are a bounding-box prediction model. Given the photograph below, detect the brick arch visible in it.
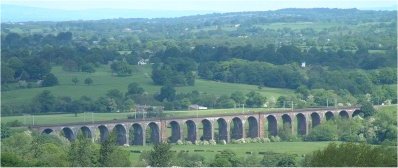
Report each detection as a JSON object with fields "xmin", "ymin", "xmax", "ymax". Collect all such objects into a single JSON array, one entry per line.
[
  {"xmin": 61, "ymin": 127, "xmax": 75, "ymax": 141},
  {"xmin": 325, "ymin": 111, "xmax": 335, "ymax": 121},
  {"xmin": 130, "ymin": 123, "xmax": 144, "ymax": 145},
  {"xmin": 266, "ymin": 115, "xmax": 277, "ymax": 136},
  {"xmin": 185, "ymin": 120, "xmax": 197, "ymax": 143},
  {"xmin": 98, "ymin": 125, "xmax": 109, "ymax": 143},
  {"xmin": 296, "ymin": 113, "xmax": 307, "ymax": 135},
  {"xmin": 113, "ymin": 124, "xmax": 127, "ymax": 145},
  {"xmin": 247, "ymin": 116, "xmax": 258, "ymax": 138},
  {"xmin": 80, "ymin": 126, "xmax": 92, "ymax": 138},
  {"xmin": 42, "ymin": 128, "xmax": 54, "ymax": 134},
  {"xmin": 230, "ymin": 117, "xmax": 243, "ymax": 140},
  {"xmin": 339, "ymin": 110, "xmax": 349, "ymax": 119},
  {"xmin": 201, "ymin": 119, "xmax": 213, "ymax": 141},
  {"xmin": 311, "ymin": 112, "xmax": 321, "ymax": 128},
  {"xmin": 168, "ymin": 121, "xmax": 181, "ymax": 143},
  {"xmin": 216, "ymin": 118, "xmax": 228, "ymax": 142},
  {"xmin": 147, "ymin": 122, "xmax": 160, "ymax": 144}
]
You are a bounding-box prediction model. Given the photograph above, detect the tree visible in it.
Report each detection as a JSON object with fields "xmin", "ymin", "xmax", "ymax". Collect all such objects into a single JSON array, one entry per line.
[
  {"xmin": 156, "ymin": 85, "xmax": 176, "ymax": 102},
  {"xmin": 84, "ymin": 77, "xmax": 93, "ymax": 85},
  {"xmin": 42, "ymin": 73, "xmax": 58, "ymax": 87},
  {"xmin": 72, "ymin": 77, "xmax": 79, "ymax": 85},
  {"xmin": 110, "ymin": 60, "xmax": 132, "ymax": 76},
  {"xmin": 230, "ymin": 91, "xmax": 246, "ymax": 106},
  {"xmin": 360, "ymin": 101, "xmax": 375, "ymax": 117},
  {"xmin": 305, "ymin": 142, "xmax": 397, "ymax": 167},
  {"xmin": 33, "ymin": 90, "xmax": 56, "ymax": 113},
  {"xmin": 210, "ymin": 149, "xmax": 242, "ymax": 167},
  {"xmin": 148, "ymin": 143, "xmax": 173, "ymax": 167},
  {"xmin": 81, "ymin": 63, "xmax": 96, "ymax": 73},
  {"xmin": 1, "ymin": 65, "xmax": 15, "ymax": 84},
  {"xmin": 245, "ymin": 91, "xmax": 266, "ymax": 108},
  {"xmin": 306, "ymin": 121, "xmax": 338, "ymax": 141},
  {"xmin": 68, "ymin": 134, "xmax": 97, "ymax": 167},
  {"xmin": 126, "ymin": 83, "xmax": 145, "ymax": 96}
]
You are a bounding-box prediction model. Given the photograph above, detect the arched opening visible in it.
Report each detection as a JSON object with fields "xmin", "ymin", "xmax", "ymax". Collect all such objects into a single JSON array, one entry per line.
[
  {"xmin": 168, "ymin": 121, "xmax": 180, "ymax": 143},
  {"xmin": 80, "ymin": 126, "xmax": 92, "ymax": 138},
  {"xmin": 281, "ymin": 114, "xmax": 292, "ymax": 137},
  {"xmin": 325, "ymin": 111, "xmax": 334, "ymax": 121},
  {"xmin": 185, "ymin": 120, "xmax": 197, "ymax": 143},
  {"xmin": 130, "ymin": 123, "xmax": 144, "ymax": 145},
  {"xmin": 267, "ymin": 115, "xmax": 277, "ymax": 136},
  {"xmin": 146, "ymin": 122, "xmax": 160, "ymax": 144},
  {"xmin": 339, "ymin": 110, "xmax": 349, "ymax": 119},
  {"xmin": 42, "ymin": 128, "xmax": 53, "ymax": 134},
  {"xmin": 352, "ymin": 110, "xmax": 362, "ymax": 118},
  {"xmin": 230, "ymin": 117, "xmax": 243, "ymax": 140},
  {"xmin": 311, "ymin": 112, "xmax": 321, "ymax": 128},
  {"xmin": 98, "ymin": 125, "xmax": 109, "ymax": 143},
  {"xmin": 62, "ymin": 127, "xmax": 75, "ymax": 141},
  {"xmin": 217, "ymin": 118, "xmax": 228, "ymax": 142},
  {"xmin": 296, "ymin": 113, "xmax": 307, "ymax": 135},
  {"xmin": 247, "ymin": 117, "xmax": 258, "ymax": 138},
  {"xmin": 201, "ymin": 119, "xmax": 212, "ymax": 141},
  {"xmin": 113, "ymin": 124, "xmax": 127, "ymax": 145}
]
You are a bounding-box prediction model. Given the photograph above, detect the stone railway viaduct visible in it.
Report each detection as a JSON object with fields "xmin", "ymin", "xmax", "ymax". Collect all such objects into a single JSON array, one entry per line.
[{"xmin": 32, "ymin": 107, "xmax": 361, "ymax": 146}]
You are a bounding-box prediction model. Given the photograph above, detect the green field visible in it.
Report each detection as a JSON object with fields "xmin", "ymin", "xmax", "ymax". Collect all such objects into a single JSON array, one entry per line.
[
  {"xmin": 127, "ymin": 141, "xmax": 334, "ymax": 165},
  {"xmin": 2, "ymin": 64, "xmax": 293, "ymax": 106}
]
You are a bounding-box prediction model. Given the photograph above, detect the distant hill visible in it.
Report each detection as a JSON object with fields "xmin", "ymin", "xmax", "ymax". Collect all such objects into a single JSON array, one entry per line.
[{"xmin": 1, "ymin": 4, "xmax": 215, "ymax": 22}]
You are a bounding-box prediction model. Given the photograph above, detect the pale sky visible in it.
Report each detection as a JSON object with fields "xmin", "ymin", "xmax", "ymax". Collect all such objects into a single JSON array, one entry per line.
[{"xmin": 2, "ymin": 0, "xmax": 397, "ymax": 11}]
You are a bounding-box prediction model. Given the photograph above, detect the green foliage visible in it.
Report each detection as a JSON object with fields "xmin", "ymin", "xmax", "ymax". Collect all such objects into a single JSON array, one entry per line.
[
  {"xmin": 173, "ymin": 151, "xmax": 206, "ymax": 167},
  {"xmin": 72, "ymin": 77, "xmax": 79, "ymax": 85},
  {"xmin": 210, "ymin": 149, "xmax": 242, "ymax": 167},
  {"xmin": 84, "ymin": 77, "xmax": 93, "ymax": 85},
  {"xmin": 305, "ymin": 142, "xmax": 397, "ymax": 167},
  {"xmin": 245, "ymin": 91, "xmax": 266, "ymax": 107},
  {"xmin": 126, "ymin": 82, "xmax": 145, "ymax": 96},
  {"xmin": 148, "ymin": 143, "xmax": 173, "ymax": 167},
  {"xmin": 33, "ymin": 90, "xmax": 56, "ymax": 113},
  {"xmin": 99, "ymin": 132, "xmax": 131, "ymax": 167},
  {"xmin": 1, "ymin": 123, "xmax": 12, "ymax": 139},
  {"xmin": 360, "ymin": 101, "xmax": 376, "ymax": 117},
  {"xmin": 111, "ymin": 59, "xmax": 132, "ymax": 76},
  {"xmin": 42, "ymin": 73, "xmax": 59, "ymax": 87},
  {"xmin": 306, "ymin": 121, "xmax": 338, "ymax": 141},
  {"xmin": 260, "ymin": 152, "xmax": 296, "ymax": 167},
  {"xmin": 156, "ymin": 85, "xmax": 176, "ymax": 102},
  {"xmin": 68, "ymin": 134, "xmax": 98, "ymax": 167},
  {"xmin": 1, "ymin": 152, "xmax": 27, "ymax": 167}
]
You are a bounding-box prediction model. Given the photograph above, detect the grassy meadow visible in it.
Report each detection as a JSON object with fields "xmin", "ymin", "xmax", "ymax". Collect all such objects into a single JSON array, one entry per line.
[
  {"xmin": 2, "ymin": 64, "xmax": 293, "ymax": 106},
  {"xmin": 127, "ymin": 141, "xmax": 334, "ymax": 165}
]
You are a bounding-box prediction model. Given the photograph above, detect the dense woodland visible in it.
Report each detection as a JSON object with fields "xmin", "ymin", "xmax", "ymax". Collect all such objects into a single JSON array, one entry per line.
[{"xmin": 1, "ymin": 8, "xmax": 397, "ymax": 115}]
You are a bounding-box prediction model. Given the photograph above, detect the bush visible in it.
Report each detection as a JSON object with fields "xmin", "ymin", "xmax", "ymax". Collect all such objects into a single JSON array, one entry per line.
[
  {"xmin": 270, "ymin": 136, "xmax": 281, "ymax": 142},
  {"xmin": 209, "ymin": 139, "xmax": 217, "ymax": 145},
  {"xmin": 218, "ymin": 140, "xmax": 227, "ymax": 145},
  {"xmin": 306, "ymin": 121, "xmax": 338, "ymax": 141},
  {"xmin": 176, "ymin": 140, "xmax": 183, "ymax": 145},
  {"xmin": 42, "ymin": 73, "xmax": 58, "ymax": 87}
]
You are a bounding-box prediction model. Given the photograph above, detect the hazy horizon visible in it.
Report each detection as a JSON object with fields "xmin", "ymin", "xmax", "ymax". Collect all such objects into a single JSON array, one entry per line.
[{"xmin": 1, "ymin": 0, "xmax": 397, "ymax": 22}]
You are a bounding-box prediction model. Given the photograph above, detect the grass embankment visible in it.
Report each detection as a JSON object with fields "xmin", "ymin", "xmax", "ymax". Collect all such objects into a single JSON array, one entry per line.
[
  {"xmin": 2, "ymin": 65, "xmax": 293, "ymax": 106},
  {"xmin": 127, "ymin": 141, "xmax": 333, "ymax": 164}
]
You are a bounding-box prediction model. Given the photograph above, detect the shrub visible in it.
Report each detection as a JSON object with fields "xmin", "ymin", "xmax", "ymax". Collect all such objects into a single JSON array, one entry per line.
[
  {"xmin": 176, "ymin": 140, "xmax": 183, "ymax": 145},
  {"xmin": 270, "ymin": 136, "xmax": 281, "ymax": 142},
  {"xmin": 209, "ymin": 139, "xmax": 217, "ymax": 145}
]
